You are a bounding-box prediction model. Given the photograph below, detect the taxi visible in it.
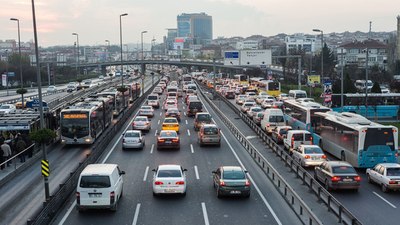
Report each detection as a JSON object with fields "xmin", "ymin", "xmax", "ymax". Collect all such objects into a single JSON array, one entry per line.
[{"xmin": 161, "ymin": 117, "xmax": 180, "ymax": 133}]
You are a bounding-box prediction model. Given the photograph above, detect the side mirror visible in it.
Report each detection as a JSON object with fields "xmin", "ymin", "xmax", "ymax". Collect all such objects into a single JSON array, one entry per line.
[
  {"xmin": 211, "ymin": 171, "xmax": 216, "ymax": 174},
  {"xmin": 183, "ymin": 168, "xmax": 188, "ymax": 172},
  {"xmin": 120, "ymin": 171, "xmax": 126, "ymax": 175},
  {"xmin": 244, "ymin": 170, "xmax": 248, "ymax": 173},
  {"xmin": 152, "ymin": 169, "xmax": 156, "ymax": 172}
]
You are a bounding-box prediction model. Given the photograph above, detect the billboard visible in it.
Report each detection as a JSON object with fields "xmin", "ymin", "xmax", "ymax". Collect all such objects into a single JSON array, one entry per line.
[
  {"xmin": 224, "ymin": 51, "xmax": 240, "ymax": 65},
  {"xmin": 307, "ymin": 75, "xmax": 321, "ymax": 85},
  {"xmin": 240, "ymin": 49, "xmax": 272, "ymax": 66}
]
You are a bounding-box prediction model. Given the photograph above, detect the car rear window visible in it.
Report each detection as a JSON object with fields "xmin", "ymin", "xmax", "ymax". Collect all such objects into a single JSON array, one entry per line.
[
  {"xmin": 269, "ymin": 115, "xmax": 284, "ymax": 122},
  {"xmin": 203, "ymin": 127, "xmax": 218, "ymax": 135},
  {"xmin": 292, "ymin": 133, "xmax": 304, "ymax": 141},
  {"xmin": 190, "ymin": 102, "xmax": 202, "ymax": 108},
  {"xmin": 386, "ymin": 168, "xmax": 400, "ymax": 176},
  {"xmin": 304, "ymin": 147, "xmax": 323, "ymax": 154},
  {"xmin": 197, "ymin": 114, "xmax": 211, "ymax": 121},
  {"xmin": 160, "ymin": 131, "xmax": 177, "ymax": 137},
  {"xmin": 332, "ymin": 166, "xmax": 356, "ymax": 174},
  {"xmin": 148, "ymin": 95, "xmax": 158, "ymax": 100},
  {"xmin": 223, "ymin": 170, "xmax": 245, "ymax": 179},
  {"xmin": 135, "ymin": 117, "xmax": 147, "ymax": 121},
  {"xmin": 279, "ymin": 129, "xmax": 289, "ymax": 135},
  {"xmin": 125, "ymin": 132, "xmax": 140, "ymax": 137},
  {"xmin": 164, "ymin": 118, "xmax": 177, "ymax": 123},
  {"xmin": 158, "ymin": 170, "xmax": 182, "ymax": 177},
  {"xmin": 80, "ymin": 176, "xmax": 111, "ymax": 188}
]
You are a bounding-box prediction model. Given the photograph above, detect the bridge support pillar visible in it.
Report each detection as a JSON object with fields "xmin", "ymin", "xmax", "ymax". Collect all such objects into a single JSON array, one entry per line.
[
  {"xmin": 141, "ymin": 63, "xmax": 146, "ymax": 74},
  {"xmin": 101, "ymin": 65, "xmax": 107, "ymax": 75}
]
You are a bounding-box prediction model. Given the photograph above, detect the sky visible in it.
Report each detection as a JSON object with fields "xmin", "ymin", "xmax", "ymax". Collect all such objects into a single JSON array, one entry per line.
[{"xmin": 0, "ymin": 0, "xmax": 399, "ymax": 47}]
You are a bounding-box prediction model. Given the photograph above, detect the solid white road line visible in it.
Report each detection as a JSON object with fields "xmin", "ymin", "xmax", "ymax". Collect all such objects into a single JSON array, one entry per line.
[
  {"xmin": 194, "ymin": 165, "xmax": 200, "ymax": 179},
  {"xmin": 201, "ymin": 202, "xmax": 210, "ymax": 225},
  {"xmin": 221, "ymin": 130, "xmax": 283, "ymax": 225},
  {"xmin": 143, "ymin": 166, "xmax": 149, "ymax": 181},
  {"xmin": 185, "ymin": 120, "xmax": 188, "ymax": 125},
  {"xmin": 190, "ymin": 144, "xmax": 194, "ymax": 153},
  {"xmin": 187, "ymin": 129, "xmax": 191, "ymax": 136},
  {"xmin": 150, "ymin": 144, "xmax": 154, "ymax": 154},
  {"xmin": 131, "ymin": 203, "xmax": 141, "ymax": 225},
  {"xmin": 373, "ymin": 191, "xmax": 397, "ymax": 208}
]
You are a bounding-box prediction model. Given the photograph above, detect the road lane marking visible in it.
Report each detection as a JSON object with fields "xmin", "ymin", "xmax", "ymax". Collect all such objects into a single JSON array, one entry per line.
[
  {"xmin": 160, "ymin": 112, "xmax": 162, "ymax": 116},
  {"xmin": 185, "ymin": 120, "xmax": 188, "ymax": 125},
  {"xmin": 131, "ymin": 203, "xmax": 141, "ymax": 225},
  {"xmin": 194, "ymin": 165, "xmax": 200, "ymax": 179},
  {"xmin": 182, "ymin": 106, "xmax": 185, "ymax": 109},
  {"xmin": 187, "ymin": 129, "xmax": 190, "ymax": 136},
  {"xmin": 373, "ymin": 191, "xmax": 397, "ymax": 208},
  {"xmin": 157, "ymin": 120, "xmax": 160, "ymax": 125},
  {"xmin": 154, "ymin": 129, "xmax": 158, "ymax": 136},
  {"xmin": 150, "ymin": 144, "xmax": 154, "ymax": 154},
  {"xmin": 184, "ymin": 112, "xmax": 187, "ymax": 116},
  {"xmin": 201, "ymin": 202, "xmax": 210, "ymax": 225},
  {"xmin": 190, "ymin": 144, "xmax": 194, "ymax": 153},
  {"xmin": 143, "ymin": 166, "xmax": 149, "ymax": 181}
]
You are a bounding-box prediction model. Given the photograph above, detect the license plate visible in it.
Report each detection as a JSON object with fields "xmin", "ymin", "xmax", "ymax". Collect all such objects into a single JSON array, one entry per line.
[
  {"xmin": 343, "ymin": 178, "xmax": 353, "ymax": 182},
  {"xmin": 89, "ymin": 193, "xmax": 102, "ymax": 198},
  {"xmin": 165, "ymin": 141, "xmax": 171, "ymax": 144},
  {"xmin": 230, "ymin": 190, "xmax": 241, "ymax": 194}
]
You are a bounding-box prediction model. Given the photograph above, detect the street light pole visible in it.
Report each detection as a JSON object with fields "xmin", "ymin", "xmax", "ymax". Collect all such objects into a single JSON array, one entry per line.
[
  {"xmin": 105, "ymin": 40, "xmax": 110, "ymax": 75},
  {"xmin": 10, "ymin": 18, "xmax": 24, "ymax": 108},
  {"xmin": 5, "ymin": 50, "xmax": 9, "ymax": 96},
  {"xmin": 340, "ymin": 48, "xmax": 344, "ymax": 112},
  {"xmin": 119, "ymin": 13, "xmax": 128, "ymax": 107},
  {"xmin": 312, "ymin": 29, "xmax": 324, "ymax": 80},
  {"xmin": 72, "ymin": 33, "xmax": 79, "ymax": 78},
  {"xmin": 31, "ymin": 0, "xmax": 50, "ymax": 201},
  {"xmin": 141, "ymin": 31, "xmax": 147, "ymax": 60}
]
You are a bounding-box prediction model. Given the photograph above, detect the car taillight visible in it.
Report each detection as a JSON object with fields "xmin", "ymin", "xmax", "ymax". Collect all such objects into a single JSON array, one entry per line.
[
  {"xmin": 158, "ymin": 138, "xmax": 165, "ymax": 142},
  {"xmin": 245, "ymin": 180, "xmax": 250, "ymax": 186},
  {"xmin": 172, "ymin": 138, "xmax": 179, "ymax": 143},
  {"xmin": 154, "ymin": 181, "xmax": 164, "ymax": 185},
  {"xmin": 76, "ymin": 192, "xmax": 80, "ymax": 204},
  {"xmin": 110, "ymin": 191, "xmax": 115, "ymax": 204},
  {"xmin": 220, "ymin": 180, "xmax": 225, "ymax": 186},
  {"xmin": 389, "ymin": 180, "xmax": 397, "ymax": 184},
  {"xmin": 132, "ymin": 122, "xmax": 136, "ymax": 126},
  {"xmin": 310, "ymin": 136, "xmax": 313, "ymax": 142},
  {"xmin": 354, "ymin": 176, "xmax": 361, "ymax": 182},
  {"xmin": 331, "ymin": 176, "xmax": 341, "ymax": 182},
  {"xmin": 176, "ymin": 181, "xmax": 185, "ymax": 185},
  {"xmin": 321, "ymin": 155, "xmax": 327, "ymax": 159},
  {"xmin": 304, "ymin": 155, "xmax": 311, "ymax": 159}
]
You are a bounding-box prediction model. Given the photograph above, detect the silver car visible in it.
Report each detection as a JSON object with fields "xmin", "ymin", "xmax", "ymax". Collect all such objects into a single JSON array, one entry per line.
[
  {"xmin": 139, "ymin": 106, "xmax": 154, "ymax": 118},
  {"xmin": 132, "ymin": 116, "xmax": 151, "ymax": 131},
  {"xmin": 292, "ymin": 145, "xmax": 327, "ymax": 167},
  {"xmin": 122, "ymin": 130, "xmax": 145, "ymax": 150}
]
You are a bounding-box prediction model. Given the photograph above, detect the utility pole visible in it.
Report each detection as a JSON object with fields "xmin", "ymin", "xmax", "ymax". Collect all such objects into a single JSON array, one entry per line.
[{"xmin": 365, "ymin": 21, "xmax": 372, "ymax": 117}]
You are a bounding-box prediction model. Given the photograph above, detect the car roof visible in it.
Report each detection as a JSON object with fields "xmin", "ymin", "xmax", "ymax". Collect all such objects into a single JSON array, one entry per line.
[
  {"xmin": 221, "ymin": 166, "xmax": 243, "ymax": 172},
  {"xmin": 288, "ymin": 130, "xmax": 310, "ymax": 134},
  {"xmin": 376, "ymin": 163, "xmax": 400, "ymax": 168},
  {"xmin": 158, "ymin": 164, "xmax": 181, "ymax": 170},
  {"xmin": 300, "ymin": 145, "xmax": 321, "ymax": 148},
  {"xmin": 277, "ymin": 126, "xmax": 292, "ymax": 130},
  {"xmin": 325, "ymin": 161, "xmax": 352, "ymax": 167},
  {"xmin": 135, "ymin": 116, "xmax": 148, "ymax": 119},
  {"xmin": 202, "ymin": 123, "xmax": 218, "ymax": 128},
  {"xmin": 125, "ymin": 130, "xmax": 141, "ymax": 134},
  {"xmin": 81, "ymin": 164, "xmax": 118, "ymax": 175}
]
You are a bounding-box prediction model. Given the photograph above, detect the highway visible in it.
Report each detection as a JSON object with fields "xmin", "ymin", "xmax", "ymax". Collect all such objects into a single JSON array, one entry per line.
[
  {"xmin": 0, "ymin": 76, "xmax": 154, "ymax": 225},
  {"xmin": 223, "ymin": 89, "xmax": 400, "ymax": 225},
  {"xmin": 52, "ymin": 74, "xmax": 302, "ymax": 225}
]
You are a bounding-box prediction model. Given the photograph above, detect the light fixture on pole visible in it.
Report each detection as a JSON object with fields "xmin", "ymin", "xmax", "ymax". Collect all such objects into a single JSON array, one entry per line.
[
  {"xmin": 119, "ymin": 13, "xmax": 128, "ymax": 107},
  {"xmin": 312, "ymin": 29, "xmax": 324, "ymax": 80},
  {"xmin": 72, "ymin": 32, "xmax": 79, "ymax": 78},
  {"xmin": 31, "ymin": 0, "xmax": 49, "ymax": 201},
  {"xmin": 10, "ymin": 18, "xmax": 25, "ymax": 108},
  {"xmin": 141, "ymin": 31, "xmax": 147, "ymax": 60}
]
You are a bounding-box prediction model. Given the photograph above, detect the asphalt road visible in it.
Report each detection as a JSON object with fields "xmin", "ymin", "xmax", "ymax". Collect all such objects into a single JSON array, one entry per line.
[
  {"xmin": 224, "ymin": 92, "xmax": 400, "ymax": 225},
  {"xmin": 0, "ymin": 76, "xmax": 155, "ymax": 225},
  {"xmin": 53, "ymin": 76, "xmax": 301, "ymax": 225}
]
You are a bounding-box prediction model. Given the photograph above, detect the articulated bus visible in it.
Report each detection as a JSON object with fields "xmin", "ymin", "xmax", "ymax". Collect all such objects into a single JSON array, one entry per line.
[
  {"xmin": 233, "ymin": 74, "xmax": 249, "ymax": 86},
  {"xmin": 259, "ymin": 80, "xmax": 281, "ymax": 97},
  {"xmin": 97, "ymin": 88, "xmax": 128, "ymax": 117},
  {"xmin": 331, "ymin": 93, "xmax": 400, "ymax": 120},
  {"xmin": 312, "ymin": 111, "xmax": 398, "ymax": 168},
  {"xmin": 60, "ymin": 97, "xmax": 113, "ymax": 145}
]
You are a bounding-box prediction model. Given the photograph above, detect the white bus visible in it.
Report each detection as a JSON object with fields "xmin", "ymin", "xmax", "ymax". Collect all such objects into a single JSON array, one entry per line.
[
  {"xmin": 60, "ymin": 97, "xmax": 113, "ymax": 145},
  {"xmin": 97, "ymin": 88, "xmax": 128, "ymax": 117},
  {"xmin": 313, "ymin": 111, "xmax": 398, "ymax": 168}
]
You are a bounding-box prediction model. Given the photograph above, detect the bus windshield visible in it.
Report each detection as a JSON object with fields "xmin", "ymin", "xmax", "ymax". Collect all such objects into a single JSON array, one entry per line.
[
  {"xmin": 268, "ymin": 82, "xmax": 280, "ymax": 91},
  {"xmin": 364, "ymin": 128, "xmax": 395, "ymax": 151},
  {"xmin": 61, "ymin": 112, "xmax": 89, "ymax": 138}
]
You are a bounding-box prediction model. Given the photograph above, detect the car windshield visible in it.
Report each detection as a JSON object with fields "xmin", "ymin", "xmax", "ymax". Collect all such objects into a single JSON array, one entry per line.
[
  {"xmin": 157, "ymin": 169, "xmax": 182, "ymax": 177},
  {"xmin": 80, "ymin": 176, "xmax": 111, "ymax": 188},
  {"xmin": 252, "ymin": 108, "xmax": 262, "ymax": 112},
  {"xmin": 125, "ymin": 132, "xmax": 140, "ymax": 138},
  {"xmin": 279, "ymin": 129, "xmax": 290, "ymax": 135},
  {"xmin": 0, "ymin": 105, "xmax": 10, "ymax": 109},
  {"xmin": 304, "ymin": 147, "xmax": 323, "ymax": 154},
  {"xmin": 386, "ymin": 168, "xmax": 400, "ymax": 176},
  {"xmin": 164, "ymin": 118, "xmax": 177, "ymax": 123},
  {"xmin": 332, "ymin": 166, "xmax": 356, "ymax": 174},
  {"xmin": 160, "ymin": 131, "xmax": 177, "ymax": 137},
  {"xmin": 269, "ymin": 115, "xmax": 284, "ymax": 122},
  {"xmin": 223, "ymin": 170, "xmax": 245, "ymax": 179}
]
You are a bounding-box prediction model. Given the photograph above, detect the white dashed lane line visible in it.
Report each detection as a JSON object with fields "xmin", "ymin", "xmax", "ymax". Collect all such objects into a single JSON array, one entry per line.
[
  {"xmin": 201, "ymin": 202, "xmax": 210, "ymax": 225},
  {"xmin": 187, "ymin": 129, "xmax": 191, "ymax": 136},
  {"xmin": 194, "ymin": 165, "xmax": 200, "ymax": 179},
  {"xmin": 185, "ymin": 120, "xmax": 188, "ymax": 125},
  {"xmin": 190, "ymin": 144, "xmax": 194, "ymax": 153},
  {"xmin": 131, "ymin": 203, "xmax": 141, "ymax": 225},
  {"xmin": 150, "ymin": 144, "xmax": 154, "ymax": 154},
  {"xmin": 143, "ymin": 166, "xmax": 149, "ymax": 181}
]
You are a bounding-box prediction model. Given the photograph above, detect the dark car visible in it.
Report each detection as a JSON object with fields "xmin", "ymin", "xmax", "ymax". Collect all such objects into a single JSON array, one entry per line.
[
  {"xmin": 194, "ymin": 112, "xmax": 212, "ymax": 131},
  {"xmin": 187, "ymin": 100, "xmax": 203, "ymax": 117},
  {"xmin": 225, "ymin": 91, "xmax": 235, "ymax": 99},
  {"xmin": 212, "ymin": 166, "xmax": 250, "ymax": 198},
  {"xmin": 157, "ymin": 130, "xmax": 180, "ymax": 150},
  {"xmin": 314, "ymin": 161, "xmax": 361, "ymax": 191}
]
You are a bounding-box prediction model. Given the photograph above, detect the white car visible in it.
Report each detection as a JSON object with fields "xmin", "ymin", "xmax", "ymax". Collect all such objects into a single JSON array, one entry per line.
[
  {"xmin": 240, "ymin": 102, "xmax": 256, "ymax": 113},
  {"xmin": 246, "ymin": 106, "xmax": 263, "ymax": 118},
  {"xmin": 47, "ymin": 85, "xmax": 57, "ymax": 93},
  {"xmin": 235, "ymin": 95, "xmax": 247, "ymax": 105},
  {"xmin": 164, "ymin": 100, "xmax": 178, "ymax": 111},
  {"xmin": 0, "ymin": 104, "xmax": 16, "ymax": 114},
  {"xmin": 152, "ymin": 164, "xmax": 187, "ymax": 196},
  {"xmin": 122, "ymin": 130, "xmax": 145, "ymax": 150},
  {"xmin": 292, "ymin": 145, "xmax": 327, "ymax": 167},
  {"xmin": 366, "ymin": 163, "xmax": 400, "ymax": 192},
  {"xmin": 261, "ymin": 99, "xmax": 275, "ymax": 109},
  {"xmin": 139, "ymin": 105, "xmax": 154, "ymax": 118}
]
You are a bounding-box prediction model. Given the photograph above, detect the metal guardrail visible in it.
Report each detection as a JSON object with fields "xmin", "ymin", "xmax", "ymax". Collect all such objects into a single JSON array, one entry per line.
[
  {"xmin": 198, "ymin": 83, "xmax": 362, "ymax": 225},
  {"xmin": 27, "ymin": 78, "xmax": 159, "ymax": 225}
]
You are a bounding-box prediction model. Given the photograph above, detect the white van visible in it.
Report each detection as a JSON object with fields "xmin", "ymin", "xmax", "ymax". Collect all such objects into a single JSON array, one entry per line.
[
  {"xmin": 260, "ymin": 108, "xmax": 285, "ymax": 134},
  {"xmin": 288, "ymin": 90, "xmax": 307, "ymax": 99},
  {"xmin": 283, "ymin": 130, "xmax": 313, "ymax": 153},
  {"xmin": 76, "ymin": 164, "xmax": 125, "ymax": 212}
]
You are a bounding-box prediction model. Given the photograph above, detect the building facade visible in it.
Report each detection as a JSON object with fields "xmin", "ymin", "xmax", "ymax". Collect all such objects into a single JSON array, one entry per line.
[
  {"xmin": 285, "ymin": 33, "xmax": 319, "ymax": 53},
  {"xmin": 177, "ymin": 13, "xmax": 212, "ymax": 46}
]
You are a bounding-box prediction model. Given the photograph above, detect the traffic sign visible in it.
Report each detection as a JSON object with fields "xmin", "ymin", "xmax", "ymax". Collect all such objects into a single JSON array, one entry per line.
[
  {"xmin": 41, "ymin": 159, "xmax": 50, "ymax": 177},
  {"xmin": 7, "ymin": 72, "xmax": 15, "ymax": 77}
]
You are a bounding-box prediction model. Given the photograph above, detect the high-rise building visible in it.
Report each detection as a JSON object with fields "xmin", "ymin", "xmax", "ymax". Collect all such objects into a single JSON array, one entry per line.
[
  {"xmin": 166, "ymin": 28, "xmax": 178, "ymax": 50},
  {"xmin": 177, "ymin": 13, "xmax": 212, "ymax": 45}
]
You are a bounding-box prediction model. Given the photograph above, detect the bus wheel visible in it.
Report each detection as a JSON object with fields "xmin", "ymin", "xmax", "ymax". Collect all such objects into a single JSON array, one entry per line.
[{"xmin": 340, "ymin": 152, "xmax": 346, "ymax": 161}]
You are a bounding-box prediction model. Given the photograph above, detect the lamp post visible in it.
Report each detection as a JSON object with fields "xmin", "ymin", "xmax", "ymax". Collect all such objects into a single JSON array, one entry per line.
[
  {"xmin": 340, "ymin": 48, "xmax": 344, "ymax": 112},
  {"xmin": 312, "ymin": 29, "xmax": 324, "ymax": 80},
  {"xmin": 141, "ymin": 31, "xmax": 147, "ymax": 60},
  {"xmin": 10, "ymin": 18, "xmax": 24, "ymax": 107},
  {"xmin": 5, "ymin": 50, "xmax": 9, "ymax": 96},
  {"xmin": 72, "ymin": 32, "xmax": 79, "ymax": 78},
  {"xmin": 105, "ymin": 40, "xmax": 110, "ymax": 75},
  {"xmin": 31, "ymin": 0, "xmax": 49, "ymax": 201},
  {"xmin": 119, "ymin": 13, "xmax": 128, "ymax": 107}
]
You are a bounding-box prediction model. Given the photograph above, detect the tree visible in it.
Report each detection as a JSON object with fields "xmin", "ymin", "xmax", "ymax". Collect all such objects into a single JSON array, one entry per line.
[
  {"xmin": 16, "ymin": 88, "xmax": 28, "ymax": 109},
  {"xmin": 371, "ymin": 82, "xmax": 382, "ymax": 93},
  {"xmin": 343, "ymin": 73, "xmax": 357, "ymax": 93},
  {"xmin": 29, "ymin": 128, "xmax": 57, "ymax": 145}
]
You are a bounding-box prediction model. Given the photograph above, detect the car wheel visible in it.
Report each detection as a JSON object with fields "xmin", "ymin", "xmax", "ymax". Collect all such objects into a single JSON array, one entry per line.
[
  {"xmin": 120, "ymin": 188, "xmax": 123, "ymax": 198},
  {"xmin": 122, "ymin": 147, "xmax": 126, "ymax": 151},
  {"xmin": 325, "ymin": 180, "xmax": 331, "ymax": 191},
  {"xmin": 244, "ymin": 192, "xmax": 250, "ymax": 198},
  {"xmin": 110, "ymin": 200, "xmax": 118, "ymax": 212},
  {"xmin": 381, "ymin": 184, "xmax": 389, "ymax": 193},
  {"xmin": 153, "ymin": 192, "xmax": 158, "ymax": 197},
  {"xmin": 216, "ymin": 188, "xmax": 222, "ymax": 198},
  {"xmin": 182, "ymin": 191, "xmax": 186, "ymax": 197},
  {"xmin": 367, "ymin": 174, "xmax": 373, "ymax": 183}
]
